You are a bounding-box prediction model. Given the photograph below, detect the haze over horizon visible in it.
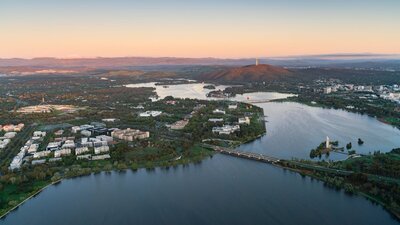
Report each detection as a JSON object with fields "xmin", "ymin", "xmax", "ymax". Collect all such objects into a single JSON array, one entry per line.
[{"xmin": 1, "ymin": 0, "xmax": 400, "ymax": 58}]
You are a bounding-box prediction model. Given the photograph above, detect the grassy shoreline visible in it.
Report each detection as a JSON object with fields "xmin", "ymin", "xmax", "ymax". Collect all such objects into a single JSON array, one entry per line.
[{"xmin": 0, "ymin": 147, "xmax": 215, "ymax": 219}]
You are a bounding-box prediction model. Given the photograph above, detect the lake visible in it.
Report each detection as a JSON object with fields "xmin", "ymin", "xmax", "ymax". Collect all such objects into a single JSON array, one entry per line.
[
  {"xmin": 1, "ymin": 155, "xmax": 398, "ymax": 225},
  {"xmin": 2, "ymin": 83, "xmax": 400, "ymax": 225}
]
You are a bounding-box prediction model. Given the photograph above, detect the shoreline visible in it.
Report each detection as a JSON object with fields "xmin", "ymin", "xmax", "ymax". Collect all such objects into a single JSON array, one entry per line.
[{"xmin": 0, "ymin": 180, "xmax": 60, "ymax": 220}]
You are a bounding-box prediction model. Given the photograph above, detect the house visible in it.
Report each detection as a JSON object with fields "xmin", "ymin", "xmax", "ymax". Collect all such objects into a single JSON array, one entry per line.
[
  {"xmin": 238, "ymin": 117, "xmax": 251, "ymax": 125},
  {"xmin": 213, "ymin": 109, "xmax": 226, "ymax": 114}
]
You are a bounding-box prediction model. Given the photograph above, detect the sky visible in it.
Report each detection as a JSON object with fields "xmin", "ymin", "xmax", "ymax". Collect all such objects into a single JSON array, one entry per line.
[{"xmin": 1, "ymin": 0, "xmax": 399, "ymax": 58}]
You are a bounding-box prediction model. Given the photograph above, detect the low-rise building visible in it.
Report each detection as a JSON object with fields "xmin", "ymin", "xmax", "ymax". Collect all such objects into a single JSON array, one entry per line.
[
  {"xmin": 71, "ymin": 126, "xmax": 81, "ymax": 133},
  {"xmin": 75, "ymin": 147, "xmax": 90, "ymax": 155},
  {"xmin": 81, "ymin": 130, "xmax": 92, "ymax": 137},
  {"xmin": 96, "ymin": 135, "xmax": 113, "ymax": 143},
  {"xmin": 54, "ymin": 130, "xmax": 64, "ymax": 136},
  {"xmin": 208, "ymin": 118, "xmax": 224, "ymax": 123},
  {"xmin": 102, "ymin": 118, "xmax": 118, "ymax": 122},
  {"xmin": 27, "ymin": 144, "xmax": 39, "ymax": 153},
  {"xmin": 323, "ymin": 87, "xmax": 332, "ymax": 94},
  {"xmin": 77, "ymin": 154, "xmax": 92, "ymax": 160},
  {"xmin": 111, "ymin": 128, "xmax": 150, "ymax": 141},
  {"xmin": 33, "ymin": 131, "xmax": 47, "ymax": 137},
  {"xmin": 139, "ymin": 111, "xmax": 162, "ymax": 117},
  {"xmin": 94, "ymin": 146, "xmax": 110, "ymax": 154},
  {"xmin": 238, "ymin": 117, "xmax": 251, "ymax": 125},
  {"xmin": 31, "ymin": 159, "xmax": 46, "ymax": 165},
  {"xmin": 62, "ymin": 140, "xmax": 75, "ymax": 149},
  {"xmin": 2, "ymin": 123, "xmax": 24, "ymax": 132},
  {"xmin": 228, "ymin": 104, "xmax": 238, "ymax": 110},
  {"xmin": 213, "ymin": 109, "xmax": 226, "ymax": 114},
  {"xmin": 0, "ymin": 139, "xmax": 11, "ymax": 149},
  {"xmin": 46, "ymin": 142, "xmax": 61, "ymax": 151},
  {"xmin": 33, "ymin": 151, "xmax": 51, "ymax": 159},
  {"xmin": 170, "ymin": 120, "xmax": 189, "ymax": 130},
  {"xmin": 54, "ymin": 148, "xmax": 72, "ymax": 157},
  {"xmin": 4, "ymin": 132, "xmax": 17, "ymax": 139},
  {"xmin": 212, "ymin": 125, "xmax": 240, "ymax": 135},
  {"xmin": 92, "ymin": 154, "xmax": 111, "ymax": 160}
]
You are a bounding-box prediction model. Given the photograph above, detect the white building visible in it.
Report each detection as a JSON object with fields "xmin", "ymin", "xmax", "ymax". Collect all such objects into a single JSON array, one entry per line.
[
  {"xmin": 81, "ymin": 130, "xmax": 92, "ymax": 137},
  {"xmin": 212, "ymin": 125, "xmax": 240, "ymax": 135},
  {"xmin": 4, "ymin": 132, "xmax": 17, "ymax": 139},
  {"xmin": 33, "ymin": 151, "xmax": 51, "ymax": 159},
  {"xmin": 94, "ymin": 146, "xmax": 110, "ymax": 154},
  {"xmin": 92, "ymin": 154, "xmax": 111, "ymax": 160},
  {"xmin": 170, "ymin": 120, "xmax": 189, "ymax": 130},
  {"xmin": 54, "ymin": 148, "xmax": 72, "ymax": 157},
  {"xmin": 75, "ymin": 147, "xmax": 90, "ymax": 155},
  {"xmin": 238, "ymin": 117, "xmax": 251, "ymax": 125},
  {"xmin": 46, "ymin": 142, "xmax": 61, "ymax": 151},
  {"xmin": 28, "ymin": 144, "xmax": 39, "ymax": 153},
  {"xmin": 213, "ymin": 109, "xmax": 226, "ymax": 114},
  {"xmin": 0, "ymin": 139, "xmax": 10, "ymax": 149},
  {"xmin": 33, "ymin": 131, "xmax": 47, "ymax": 137},
  {"xmin": 96, "ymin": 135, "xmax": 113, "ymax": 143},
  {"xmin": 228, "ymin": 104, "xmax": 238, "ymax": 110},
  {"xmin": 208, "ymin": 118, "xmax": 224, "ymax": 123},
  {"xmin": 62, "ymin": 140, "xmax": 75, "ymax": 149},
  {"xmin": 139, "ymin": 111, "xmax": 162, "ymax": 117},
  {"xmin": 323, "ymin": 87, "xmax": 332, "ymax": 94},
  {"xmin": 102, "ymin": 118, "xmax": 118, "ymax": 122},
  {"xmin": 71, "ymin": 126, "xmax": 81, "ymax": 133}
]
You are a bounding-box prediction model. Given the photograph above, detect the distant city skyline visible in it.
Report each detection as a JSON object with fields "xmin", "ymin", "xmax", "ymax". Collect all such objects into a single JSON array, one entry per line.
[{"xmin": 1, "ymin": 0, "xmax": 399, "ymax": 58}]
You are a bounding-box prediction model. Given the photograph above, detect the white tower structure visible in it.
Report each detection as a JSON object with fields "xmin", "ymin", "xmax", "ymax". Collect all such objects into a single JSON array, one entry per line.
[
  {"xmin": 326, "ymin": 136, "xmax": 330, "ymax": 149},
  {"xmin": 255, "ymin": 58, "xmax": 259, "ymax": 66}
]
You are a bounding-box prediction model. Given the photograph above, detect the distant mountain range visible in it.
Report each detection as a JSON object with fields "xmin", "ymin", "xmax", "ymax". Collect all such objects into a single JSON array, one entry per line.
[
  {"xmin": 0, "ymin": 55, "xmax": 399, "ymax": 74},
  {"xmin": 200, "ymin": 64, "xmax": 293, "ymax": 81}
]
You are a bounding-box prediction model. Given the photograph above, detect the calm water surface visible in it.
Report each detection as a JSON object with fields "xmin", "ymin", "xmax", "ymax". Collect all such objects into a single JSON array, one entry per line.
[
  {"xmin": 2, "ymin": 83, "xmax": 399, "ymax": 225},
  {"xmin": 1, "ymin": 155, "xmax": 398, "ymax": 225}
]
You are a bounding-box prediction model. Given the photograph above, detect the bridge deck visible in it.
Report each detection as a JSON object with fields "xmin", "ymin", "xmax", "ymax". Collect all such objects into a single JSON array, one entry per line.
[{"xmin": 202, "ymin": 144, "xmax": 280, "ymax": 164}]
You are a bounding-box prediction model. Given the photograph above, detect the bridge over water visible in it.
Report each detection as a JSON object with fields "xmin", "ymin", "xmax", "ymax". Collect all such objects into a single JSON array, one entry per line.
[{"xmin": 201, "ymin": 144, "xmax": 280, "ymax": 164}]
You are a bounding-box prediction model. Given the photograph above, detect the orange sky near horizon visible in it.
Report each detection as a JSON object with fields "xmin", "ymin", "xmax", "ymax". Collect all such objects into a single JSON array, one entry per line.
[{"xmin": 1, "ymin": 0, "xmax": 399, "ymax": 58}]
